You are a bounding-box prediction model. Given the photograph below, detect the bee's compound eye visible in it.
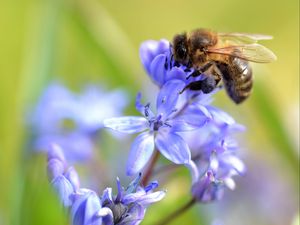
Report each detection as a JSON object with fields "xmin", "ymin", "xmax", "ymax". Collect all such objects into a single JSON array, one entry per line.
[{"xmin": 177, "ymin": 46, "xmax": 187, "ymax": 59}]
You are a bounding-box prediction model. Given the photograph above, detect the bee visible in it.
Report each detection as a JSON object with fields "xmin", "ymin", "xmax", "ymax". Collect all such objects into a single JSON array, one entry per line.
[{"xmin": 172, "ymin": 28, "xmax": 277, "ymax": 104}]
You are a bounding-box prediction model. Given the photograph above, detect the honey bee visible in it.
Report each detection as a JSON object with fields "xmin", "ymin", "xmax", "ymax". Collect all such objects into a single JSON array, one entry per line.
[{"xmin": 172, "ymin": 28, "xmax": 277, "ymax": 104}]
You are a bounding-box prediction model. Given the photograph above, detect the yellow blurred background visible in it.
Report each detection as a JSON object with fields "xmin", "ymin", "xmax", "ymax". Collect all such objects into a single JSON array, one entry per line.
[{"xmin": 0, "ymin": 0, "xmax": 298, "ymax": 225}]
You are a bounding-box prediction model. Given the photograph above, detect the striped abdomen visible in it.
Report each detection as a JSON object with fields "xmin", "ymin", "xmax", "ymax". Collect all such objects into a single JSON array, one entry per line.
[{"xmin": 217, "ymin": 57, "xmax": 253, "ymax": 104}]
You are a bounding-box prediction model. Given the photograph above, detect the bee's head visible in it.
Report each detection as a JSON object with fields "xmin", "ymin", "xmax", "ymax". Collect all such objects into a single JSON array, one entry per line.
[{"xmin": 172, "ymin": 33, "xmax": 189, "ymax": 65}]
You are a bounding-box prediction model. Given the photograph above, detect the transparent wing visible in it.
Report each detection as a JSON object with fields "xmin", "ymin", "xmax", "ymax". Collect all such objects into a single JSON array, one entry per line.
[
  {"xmin": 207, "ymin": 43, "xmax": 277, "ymax": 63},
  {"xmin": 218, "ymin": 32, "xmax": 273, "ymax": 44}
]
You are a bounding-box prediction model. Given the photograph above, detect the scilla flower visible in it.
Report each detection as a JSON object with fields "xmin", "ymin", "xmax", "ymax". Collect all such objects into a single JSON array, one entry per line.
[
  {"xmin": 47, "ymin": 144, "xmax": 165, "ymax": 225},
  {"xmin": 104, "ymin": 79, "xmax": 211, "ymax": 178},
  {"xmin": 188, "ymin": 112, "xmax": 246, "ymax": 202},
  {"xmin": 31, "ymin": 82, "xmax": 128, "ymax": 162}
]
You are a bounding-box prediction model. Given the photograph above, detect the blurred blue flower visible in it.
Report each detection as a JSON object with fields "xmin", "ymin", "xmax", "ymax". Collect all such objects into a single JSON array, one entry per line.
[
  {"xmin": 47, "ymin": 144, "xmax": 165, "ymax": 225},
  {"xmin": 31, "ymin": 82, "xmax": 128, "ymax": 162},
  {"xmin": 104, "ymin": 80, "xmax": 209, "ymax": 178},
  {"xmin": 187, "ymin": 112, "xmax": 246, "ymax": 202}
]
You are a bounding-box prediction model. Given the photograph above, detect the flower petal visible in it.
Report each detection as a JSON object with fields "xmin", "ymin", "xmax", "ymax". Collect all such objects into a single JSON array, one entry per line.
[
  {"xmin": 165, "ymin": 67, "xmax": 187, "ymax": 82},
  {"xmin": 103, "ymin": 116, "xmax": 148, "ymax": 134},
  {"xmin": 118, "ymin": 203, "xmax": 145, "ymax": 225},
  {"xmin": 37, "ymin": 133, "xmax": 93, "ymax": 162},
  {"xmin": 144, "ymin": 181, "xmax": 159, "ymax": 192},
  {"xmin": 175, "ymin": 105, "xmax": 212, "ymax": 128},
  {"xmin": 155, "ymin": 131, "xmax": 191, "ymax": 164},
  {"xmin": 51, "ymin": 175, "xmax": 75, "ymax": 207},
  {"xmin": 206, "ymin": 106, "xmax": 235, "ymax": 125},
  {"xmin": 126, "ymin": 173, "xmax": 142, "ymax": 194},
  {"xmin": 134, "ymin": 191, "xmax": 166, "ymax": 206},
  {"xmin": 156, "ymin": 80, "xmax": 187, "ymax": 119},
  {"xmin": 65, "ymin": 166, "xmax": 80, "ymax": 190},
  {"xmin": 150, "ymin": 54, "xmax": 167, "ymax": 86},
  {"xmin": 98, "ymin": 207, "xmax": 114, "ymax": 225},
  {"xmin": 47, "ymin": 158, "xmax": 65, "ymax": 180},
  {"xmin": 101, "ymin": 188, "xmax": 113, "ymax": 205},
  {"xmin": 140, "ymin": 39, "xmax": 169, "ymax": 75},
  {"xmin": 71, "ymin": 190, "xmax": 102, "ymax": 225},
  {"xmin": 127, "ymin": 132, "xmax": 155, "ymax": 176},
  {"xmin": 185, "ymin": 160, "xmax": 199, "ymax": 184},
  {"xmin": 47, "ymin": 144, "xmax": 66, "ymax": 164}
]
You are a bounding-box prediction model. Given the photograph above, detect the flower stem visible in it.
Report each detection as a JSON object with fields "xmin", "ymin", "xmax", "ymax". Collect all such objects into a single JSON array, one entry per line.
[
  {"xmin": 153, "ymin": 164, "xmax": 179, "ymax": 176},
  {"xmin": 155, "ymin": 198, "xmax": 196, "ymax": 225},
  {"xmin": 141, "ymin": 150, "xmax": 160, "ymax": 186}
]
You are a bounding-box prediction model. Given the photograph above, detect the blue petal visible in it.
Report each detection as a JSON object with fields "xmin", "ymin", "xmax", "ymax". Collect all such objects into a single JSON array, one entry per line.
[
  {"xmin": 65, "ymin": 166, "xmax": 80, "ymax": 190},
  {"xmin": 135, "ymin": 190, "xmax": 166, "ymax": 206},
  {"xmin": 135, "ymin": 93, "xmax": 145, "ymax": 115},
  {"xmin": 31, "ymin": 82, "xmax": 77, "ymax": 134},
  {"xmin": 144, "ymin": 181, "xmax": 159, "ymax": 192},
  {"xmin": 221, "ymin": 155, "xmax": 246, "ymax": 176},
  {"xmin": 126, "ymin": 173, "xmax": 142, "ymax": 194},
  {"xmin": 140, "ymin": 39, "xmax": 169, "ymax": 75},
  {"xmin": 98, "ymin": 207, "xmax": 114, "ymax": 225},
  {"xmin": 47, "ymin": 144, "xmax": 66, "ymax": 164},
  {"xmin": 156, "ymin": 80, "xmax": 187, "ymax": 119},
  {"xmin": 121, "ymin": 191, "xmax": 145, "ymax": 205},
  {"xmin": 150, "ymin": 54, "xmax": 167, "ymax": 86},
  {"xmin": 155, "ymin": 131, "xmax": 191, "ymax": 164},
  {"xmin": 185, "ymin": 160, "xmax": 199, "ymax": 184},
  {"xmin": 71, "ymin": 190, "xmax": 102, "ymax": 225},
  {"xmin": 165, "ymin": 67, "xmax": 187, "ymax": 82},
  {"xmin": 118, "ymin": 203, "xmax": 145, "ymax": 225},
  {"xmin": 206, "ymin": 106, "xmax": 236, "ymax": 125},
  {"xmin": 76, "ymin": 86, "xmax": 128, "ymax": 132},
  {"xmin": 101, "ymin": 188, "xmax": 113, "ymax": 205},
  {"xmin": 37, "ymin": 133, "xmax": 94, "ymax": 162},
  {"xmin": 51, "ymin": 175, "xmax": 75, "ymax": 207},
  {"xmin": 126, "ymin": 132, "xmax": 155, "ymax": 176},
  {"xmin": 103, "ymin": 116, "xmax": 148, "ymax": 134},
  {"xmin": 115, "ymin": 177, "xmax": 123, "ymax": 203},
  {"xmin": 135, "ymin": 93, "xmax": 154, "ymax": 118},
  {"xmin": 179, "ymin": 105, "xmax": 212, "ymax": 126},
  {"xmin": 47, "ymin": 158, "xmax": 65, "ymax": 180},
  {"xmin": 191, "ymin": 171, "xmax": 225, "ymax": 203}
]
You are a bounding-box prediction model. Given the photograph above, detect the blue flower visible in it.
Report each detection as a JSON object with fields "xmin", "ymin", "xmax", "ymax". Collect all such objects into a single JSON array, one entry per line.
[
  {"xmin": 187, "ymin": 111, "xmax": 246, "ymax": 202},
  {"xmin": 104, "ymin": 80, "xmax": 209, "ymax": 177},
  {"xmin": 47, "ymin": 144, "xmax": 80, "ymax": 207},
  {"xmin": 47, "ymin": 144, "xmax": 165, "ymax": 225},
  {"xmin": 100, "ymin": 175, "xmax": 165, "ymax": 225},
  {"xmin": 31, "ymin": 82, "xmax": 128, "ymax": 162}
]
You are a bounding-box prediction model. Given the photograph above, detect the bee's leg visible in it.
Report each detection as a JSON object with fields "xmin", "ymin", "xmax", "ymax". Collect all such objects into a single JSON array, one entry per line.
[
  {"xmin": 210, "ymin": 63, "xmax": 222, "ymax": 86},
  {"xmin": 199, "ymin": 76, "xmax": 217, "ymax": 93},
  {"xmin": 179, "ymin": 80, "xmax": 203, "ymax": 94},
  {"xmin": 186, "ymin": 61, "xmax": 214, "ymax": 80},
  {"xmin": 180, "ymin": 76, "xmax": 217, "ymax": 94},
  {"xmin": 186, "ymin": 70, "xmax": 201, "ymax": 79},
  {"xmin": 199, "ymin": 61, "xmax": 214, "ymax": 73}
]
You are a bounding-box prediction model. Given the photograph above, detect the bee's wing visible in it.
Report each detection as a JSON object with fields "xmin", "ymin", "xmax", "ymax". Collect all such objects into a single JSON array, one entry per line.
[
  {"xmin": 218, "ymin": 32, "xmax": 273, "ymax": 43},
  {"xmin": 207, "ymin": 43, "xmax": 277, "ymax": 63}
]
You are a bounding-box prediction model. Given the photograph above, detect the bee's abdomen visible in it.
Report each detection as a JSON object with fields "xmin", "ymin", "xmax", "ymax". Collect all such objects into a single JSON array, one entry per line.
[{"xmin": 217, "ymin": 58, "xmax": 253, "ymax": 104}]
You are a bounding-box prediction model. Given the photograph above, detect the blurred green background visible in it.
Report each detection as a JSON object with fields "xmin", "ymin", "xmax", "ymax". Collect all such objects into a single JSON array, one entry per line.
[{"xmin": 0, "ymin": 0, "xmax": 299, "ymax": 225}]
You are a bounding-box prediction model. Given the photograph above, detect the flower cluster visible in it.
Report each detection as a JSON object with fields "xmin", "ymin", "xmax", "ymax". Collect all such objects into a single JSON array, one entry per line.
[
  {"xmin": 31, "ymin": 83, "xmax": 128, "ymax": 162},
  {"xmin": 42, "ymin": 38, "xmax": 247, "ymax": 225},
  {"xmin": 47, "ymin": 144, "xmax": 165, "ymax": 225},
  {"xmin": 104, "ymin": 39, "xmax": 246, "ymax": 202}
]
